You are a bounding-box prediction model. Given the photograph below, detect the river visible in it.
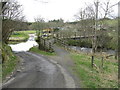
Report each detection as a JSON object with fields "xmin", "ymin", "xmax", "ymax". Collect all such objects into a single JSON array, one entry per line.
[
  {"xmin": 9, "ymin": 34, "xmax": 115, "ymax": 55},
  {"xmin": 68, "ymin": 46, "xmax": 115, "ymax": 55}
]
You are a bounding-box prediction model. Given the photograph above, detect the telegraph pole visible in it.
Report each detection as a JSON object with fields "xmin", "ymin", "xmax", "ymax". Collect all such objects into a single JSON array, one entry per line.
[
  {"xmin": 0, "ymin": 0, "xmax": 7, "ymax": 42},
  {"xmin": 0, "ymin": 0, "xmax": 7, "ymax": 67},
  {"xmin": 118, "ymin": 1, "xmax": 120, "ymax": 85},
  {"xmin": 0, "ymin": 2, "xmax": 2, "ymax": 42}
]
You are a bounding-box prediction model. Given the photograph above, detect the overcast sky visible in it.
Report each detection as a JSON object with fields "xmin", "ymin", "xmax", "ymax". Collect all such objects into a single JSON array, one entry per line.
[{"xmin": 17, "ymin": 0, "xmax": 119, "ymax": 22}]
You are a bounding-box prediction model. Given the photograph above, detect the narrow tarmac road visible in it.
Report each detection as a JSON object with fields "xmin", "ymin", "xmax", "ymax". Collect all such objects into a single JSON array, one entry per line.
[
  {"xmin": 50, "ymin": 45, "xmax": 80, "ymax": 88},
  {"xmin": 2, "ymin": 52, "xmax": 76, "ymax": 88}
]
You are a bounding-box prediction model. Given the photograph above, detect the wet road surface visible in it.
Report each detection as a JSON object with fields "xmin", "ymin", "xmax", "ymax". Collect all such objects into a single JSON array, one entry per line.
[{"xmin": 2, "ymin": 52, "xmax": 76, "ymax": 88}]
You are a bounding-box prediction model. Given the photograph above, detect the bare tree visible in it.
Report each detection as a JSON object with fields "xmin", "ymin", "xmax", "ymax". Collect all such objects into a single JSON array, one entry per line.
[
  {"xmin": 33, "ymin": 16, "xmax": 48, "ymax": 37},
  {"xmin": 74, "ymin": 0, "xmax": 117, "ymax": 68},
  {"xmin": 2, "ymin": 0, "xmax": 24, "ymax": 20},
  {"xmin": 75, "ymin": 0, "xmax": 116, "ymax": 50},
  {"xmin": 2, "ymin": 0, "xmax": 25, "ymax": 43},
  {"xmin": 99, "ymin": 0, "xmax": 115, "ymax": 19},
  {"xmin": 1, "ymin": 0, "xmax": 25, "ymax": 63},
  {"xmin": 0, "ymin": 2, "xmax": 2, "ymax": 42}
]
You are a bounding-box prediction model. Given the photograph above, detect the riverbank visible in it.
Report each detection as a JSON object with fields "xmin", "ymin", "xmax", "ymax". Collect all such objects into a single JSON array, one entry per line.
[{"xmin": 68, "ymin": 46, "xmax": 115, "ymax": 55}]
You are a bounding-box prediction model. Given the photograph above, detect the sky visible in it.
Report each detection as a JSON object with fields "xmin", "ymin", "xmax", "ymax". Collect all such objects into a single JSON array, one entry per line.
[{"xmin": 17, "ymin": 0, "xmax": 120, "ymax": 22}]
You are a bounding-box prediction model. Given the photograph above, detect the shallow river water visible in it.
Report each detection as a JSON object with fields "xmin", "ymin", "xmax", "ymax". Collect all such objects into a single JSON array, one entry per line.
[
  {"xmin": 68, "ymin": 46, "xmax": 115, "ymax": 55},
  {"xmin": 9, "ymin": 34, "xmax": 38, "ymax": 52}
]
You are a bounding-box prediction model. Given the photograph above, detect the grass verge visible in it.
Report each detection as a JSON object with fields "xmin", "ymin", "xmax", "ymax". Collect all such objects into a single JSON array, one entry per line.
[
  {"xmin": 2, "ymin": 44, "xmax": 19, "ymax": 80},
  {"xmin": 0, "ymin": 64, "xmax": 2, "ymax": 83},
  {"xmin": 70, "ymin": 52, "xmax": 118, "ymax": 88},
  {"xmin": 29, "ymin": 46, "xmax": 56, "ymax": 56}
]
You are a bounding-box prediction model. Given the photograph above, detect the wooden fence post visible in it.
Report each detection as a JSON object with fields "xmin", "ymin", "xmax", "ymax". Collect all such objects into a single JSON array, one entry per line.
[
  {"xmin": 39, "ymin": 36, "xmax": 42, "ymax": 50},
  {"xmin": 91, "ymin": 56, "xmax": 94, "ymax": 68},
  {"xmin": 43, "ymin": 39, "xmax": 46, "ymax": 51},
  {"xmin": 49, "ymin": 42, "xmax": 52, "ymax": 52},
  {"xmin": 55, "ymin": 33, "xmax": 58, "ymax": 43},
  {"xmin": 101, "ymin": 57, "xmax": 104, "ymax": 68}
]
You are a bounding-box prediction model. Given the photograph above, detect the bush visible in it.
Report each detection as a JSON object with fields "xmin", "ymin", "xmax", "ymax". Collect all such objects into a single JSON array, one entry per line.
[{"xmin": 67, "ymin": 39, "xmax": 92, "ymax": 48}]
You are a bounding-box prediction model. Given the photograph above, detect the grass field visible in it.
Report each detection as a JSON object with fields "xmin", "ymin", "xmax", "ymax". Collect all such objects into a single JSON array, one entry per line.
[
  {"xmin": 29, "ymin": 46, "xmax": 56, "ymax": 56},
  {"xmin": 9, "ymin": 30, "xmax": 36, "ymax": 41},
  {"xmin": 71, "ymin": 52, "xmax": 118, "ymax": 88}
]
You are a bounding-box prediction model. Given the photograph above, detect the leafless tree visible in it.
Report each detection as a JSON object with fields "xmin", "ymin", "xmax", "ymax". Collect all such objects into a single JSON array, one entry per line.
[
  {"xmin": 75, "ymin": 0, "xmax": 116, "ymax": 51},
  {"xmin": 2, "ymin": 0, "xmax": 25, "ymax": 43},
  {"xmin": 33, "ymin": 16, "xmax": 48, "ymax": 37},
  {"xmin": 74, "ymin": 0, "xmax": 118, "ymax": 67},
  {"xmin": 99, "ymin": 0, "xmax": 115, "ymax": 19}
]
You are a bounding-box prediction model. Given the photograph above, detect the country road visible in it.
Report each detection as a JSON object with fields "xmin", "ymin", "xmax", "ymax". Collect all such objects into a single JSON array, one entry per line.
[{"xmin": 2, "ymin": 52, "xmax": 76, "ymax": 88}]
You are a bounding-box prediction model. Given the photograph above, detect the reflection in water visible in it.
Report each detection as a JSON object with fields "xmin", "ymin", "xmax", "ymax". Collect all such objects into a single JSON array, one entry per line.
[{"xmin": 9, "ymin": 34, "xmax": 38, "ymax": 52}]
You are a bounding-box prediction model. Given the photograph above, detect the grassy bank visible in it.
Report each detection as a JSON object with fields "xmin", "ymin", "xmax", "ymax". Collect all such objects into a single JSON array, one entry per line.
[
  {"xmin": 2, "ymin": 44, "xmax": 19, "ymax": 80},
  {"xmin": 0, "ymin": 64, "xmax": 2, "ymax": 83},
  {"xmin": 29, "ymin": 46, "xmax": 56, "ymax": 56},
  {"xmin": 71, "ymin": 52, "xmax": 118, "ymax": 88}
]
